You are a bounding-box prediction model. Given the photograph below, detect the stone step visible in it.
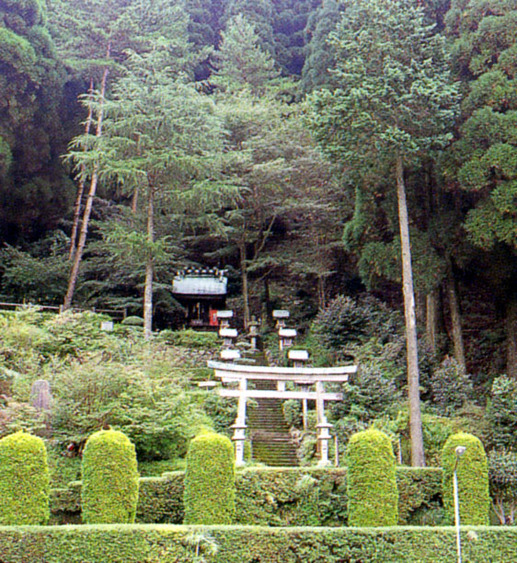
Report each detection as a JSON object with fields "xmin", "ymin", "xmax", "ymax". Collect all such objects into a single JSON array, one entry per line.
[{"xmin": 243, "ymin": 357, "xmax": 298, "ymax": 467}]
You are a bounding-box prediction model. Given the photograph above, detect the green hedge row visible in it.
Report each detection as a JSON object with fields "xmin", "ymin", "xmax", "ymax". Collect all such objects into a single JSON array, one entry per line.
[
  {"xmin": 50, "ymin": 467, "xmax": 442, "ymax": 526},
  {"xmin": 0, "ymin": 524, "xmax": 516, "ymax": 562}
]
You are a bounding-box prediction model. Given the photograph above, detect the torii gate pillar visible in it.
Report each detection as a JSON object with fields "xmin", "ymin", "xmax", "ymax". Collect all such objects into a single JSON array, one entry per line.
[{"xmin": 232, "ymin": 378, "xmax": 247, "ymax": 466}]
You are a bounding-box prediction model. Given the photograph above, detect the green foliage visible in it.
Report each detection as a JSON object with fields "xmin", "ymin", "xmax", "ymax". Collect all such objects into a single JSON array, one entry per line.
[
  {"xmin": 212, "ymin": 14, "xmax": 279, "ymax": 94},
  {"xmin": 330, "ymin": 363, "xmax": 401, "ymax": 424},
  {"xmin": 0, "ymin": 431, "xmax": 49, "ymax": 525},
  {"xmin": 486, "ymin": 375, "xmax": 517, "ymax": 450},
  {"xmin": 234, "ymin": 467, "xmax": 341, "ymax": 526},
  {"xmin": 0, "ymin": 234, "xmax": 69, "ymax": 304},
  {"xmin": 52, "ymin": 361, "xmax": 211, "ymax": 461},
  {"xmin": 312, "ymin": 295, "xmax": 370, "ymax": 348},
  {"xmin": 446, "ymin": 1, "xmax": 517, "ymax": 251},
  {"xmin": 201, "ymin": 394, "xmax": 238, "ymax": 437},
  {"xmin": 0, "ymin": 135, "xmax": 12, "ymax": 177},
  {"xmin": 380, "ymin": 409, "xmax": 457, "ymax": 468},
  {"xmin": 163, "ymin": 329, "xmax": 219, "ymax": 349},
  {"xmin": 301, "ymin": 0, "xmax": 343, "ymax": 91},
  {"xmin": 489, "ymin": 449, "xmax": 517, "ymax": 525},
  {"xmin": 308, "ymin": 0, "xmax": 458, "ymax": 165},
  {"xmin": 430, "ymin": 357, "xmax": 473, "ymax": 416},
  {"xmin": 81, "ymin": 429, "xmax": 139, "ymax": 524},
  {"xmin": 396, "ymin": 467, "xmax": 444, "ymax": 526},
  {"xmin": 121, "ymin": 316, "xmax": 144, "ymax": 327},
  {"xmin": 0, "ymin": 309, "xmax": 217, "ymax": 463},
  {"xmin": 50, "ymin": 466, "xmax": 442, "ymax": 527},
  {"xmin": 441, "ymin": 432, "xmax": 490, "ymax": 525},
  {"xmin": 4, "ymin": 525, "xmax": 517, "ymax": 563},
  {"xmin": 346, "ymin": 429, "xmax": 398, "ymax": 526},
  {"xmin": 184, "ymin": 432, "xmax": 235, "ymax": 525},
  {"xmin": 282, "ymin": 399, "xmax": 302, "ymax": 429},
  {"xmin": 137, "ymin": 471, "xmax": 185, "ymax": 524},
  {"xmin": 311, "ymin": 294, "xmax": 402, "ymax": 350}
]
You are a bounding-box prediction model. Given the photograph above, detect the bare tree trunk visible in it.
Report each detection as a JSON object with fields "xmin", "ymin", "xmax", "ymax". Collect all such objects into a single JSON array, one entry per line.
[
  {"xmin": 426, "ymin": 289, "xmax": 439, "ymax": 355},
  {"xmin": 506, "ymin": 293, "xmax": 517, "ymax": 378},
  {"xmin": 69, "ymin": 78, "xmax": 94, "ymax": 260},
  {"xmin": 143, "ymin": 182, "xmax": 155, "ymax": 340},
  {"xmin": 63, "ymin": 57, "xmax": 110, "ymax": 311},
  {"xmin": 396, "ymin": 155, "xmax": 425, "ymax": 467},
  {"xmin": 239, "ymin": 239, "xmax": 250, "ymax": 329},
  {"xmin": 131, "ymin": 187, "xmax": 139, "ymax": 214},
  {"xmin": 447, "ymin": 270, "xmax": 466, "ymax": 372},
  {"xmin": 318, "ymin": 275, "xmax": 326, "ymax": 310}
]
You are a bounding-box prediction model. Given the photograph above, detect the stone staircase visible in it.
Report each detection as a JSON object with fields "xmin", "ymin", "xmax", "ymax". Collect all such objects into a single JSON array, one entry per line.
[{"xmin": 247, "ymin": 380, "xmax": 298, "ymax": 467}]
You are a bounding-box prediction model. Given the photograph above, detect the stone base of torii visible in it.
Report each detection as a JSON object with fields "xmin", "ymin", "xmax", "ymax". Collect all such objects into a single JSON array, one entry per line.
[{"xmin": 207, "ymin": 361, "xmax": 358, "ymax": 466}]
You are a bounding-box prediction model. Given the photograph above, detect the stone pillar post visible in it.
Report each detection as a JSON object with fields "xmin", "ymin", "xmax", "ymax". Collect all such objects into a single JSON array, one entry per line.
[
  {"xmin": 317, "ymin": 420, "xmax": 333, "ymax": 466},
  {"xmin": 232, "ymin": 377, "xmax": 248, "ymax": 465}
]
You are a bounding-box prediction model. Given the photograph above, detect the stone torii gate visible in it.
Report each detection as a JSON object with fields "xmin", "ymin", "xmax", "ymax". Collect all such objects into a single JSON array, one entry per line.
[{"xmin": 207, "ymin": 360, "xmax": 357, "ymax": 466}]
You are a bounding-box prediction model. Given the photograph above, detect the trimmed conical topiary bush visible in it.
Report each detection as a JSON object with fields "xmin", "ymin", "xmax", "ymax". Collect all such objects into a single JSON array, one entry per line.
[
  {"xmin": 81, "ymin": 429, "xmax": 139, "ymax": 524},
  {"xmin": 183, "ymin": 431, "xmax": 235, "ymax": 524},
  {"xmin": 346, "ymin": 428, "xmax": 398, "ymax": 526},
  {"xmin": 0, "ymin": 431, "xmax": 50, "ymax": 525},
  {"xmin": 441, "ymin": 432, "xmax": 490, "ymax": 525}
]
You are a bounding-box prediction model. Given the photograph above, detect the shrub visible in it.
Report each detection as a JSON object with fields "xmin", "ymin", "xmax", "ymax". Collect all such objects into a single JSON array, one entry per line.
[
  {"xmin": 486, "ymin": 375, "xmax": 517, "ymax": 449},
  {"xmin": 430, "ymin": 357, "xmax": 473, "ymax": 415},
  {"xmin": 0, "ymin": 431, "xmax": 50, "ymax": 525},
  {"xmin": 183, "ymin": 432, "xmax": 235, "ymax": 525},
  {"xmin": 81, "ymin": 429, "xmax": 139, "ymax": 524},
  {"xmin": 312, "ymin": 295, "xmax": 370, "ymax": 349},
  {"xmin": 329, "ymin": 362, "xmax": 401, "ymax": 424},
  {"xmin": 311, "ymin": 294, "xmax": 402, "ymax": 351},
  {"xmin": 346, "ymin": 429, "xmax": 398, "ymax": 526},
  {"xmin": 163, "ymin": 329, "xmax": 219, "ymax": 349},
  {"xmin": 441, "ymin": 432, "xmax": 490, "ymax": 525},
  {"xmin": 52, "ymin": 363, "xmax": 211, "ymax": 461},
  {"xmin": 488, "ymin": 449, "xmax": 517, "ymax": 525},
  {"xmin": 121, "ymin": 316, "xmax": 144, "ymax": 327}
]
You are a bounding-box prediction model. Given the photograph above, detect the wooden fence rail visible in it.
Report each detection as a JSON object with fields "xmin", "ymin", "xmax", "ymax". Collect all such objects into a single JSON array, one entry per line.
[{"xmin": 0, "ymin": 302, "xmax": 127, "ymax": 320}]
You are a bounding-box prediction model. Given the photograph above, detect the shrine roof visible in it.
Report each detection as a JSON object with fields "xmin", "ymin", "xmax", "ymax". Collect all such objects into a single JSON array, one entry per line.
[{"xmin": 172, "ymin": 269, "xmax": 228, "ymax": 296}]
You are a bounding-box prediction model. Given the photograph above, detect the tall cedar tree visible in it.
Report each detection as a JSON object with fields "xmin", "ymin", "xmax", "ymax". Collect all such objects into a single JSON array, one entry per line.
[
  {"xmin": 308, "ymin": 0, "xmax": 459, "ymax": 466},
  {"xmin": 445, "ymin": 0, "xmax": 517, "ymax": 376},
  {"xmin": 0, "ymin": 0, "xmax": 69, "ymax": 241}
]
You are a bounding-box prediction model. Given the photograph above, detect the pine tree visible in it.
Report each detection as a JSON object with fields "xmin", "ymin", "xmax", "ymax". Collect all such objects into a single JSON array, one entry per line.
[
  {"xmin": 308, "ymin": 0, "xmax": 459, "ymax": 466},
  {"xmin": 211, "ymin": 14, "xmax": 279, "ymax": 94},
  {"xmin": 69, "ymin": 44, "xmax": 224, "ymax": 338},
  {"xmin": 223, "ymin": 0, "xmax": 275, "ymax": 55}
]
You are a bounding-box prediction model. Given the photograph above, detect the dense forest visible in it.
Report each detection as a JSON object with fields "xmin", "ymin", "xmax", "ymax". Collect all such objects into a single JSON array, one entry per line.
[{"xmin": 0, "ymin": 0, "xmax": 516, "ymax": 402}]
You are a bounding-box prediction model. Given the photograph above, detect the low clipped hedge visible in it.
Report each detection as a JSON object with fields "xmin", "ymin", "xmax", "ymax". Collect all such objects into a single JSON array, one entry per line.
[
  {"xmin": 0, "ymin": 525, "xmax": 517, "ymax": 562},
  {"xmin": 81, "ymin": 430, "xmax": 139, "ymax": 524},
  {"xmin": 0, "ymin": 432, "xmax": 50, "ymax": 525},
  {"xmin": 183, "ymin": 432, "xmax": 235, "ymax": 524},
  {"xmin": 442, "ymin": 432, "xmax": 490, "ymax": 526},
  {"xmin": 50, "ymin": 466, "xmax": 442, "ymax": 526},
  {"xmin": 347, "ymin": 429, "xmax": 398, "ymax": 526}
]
